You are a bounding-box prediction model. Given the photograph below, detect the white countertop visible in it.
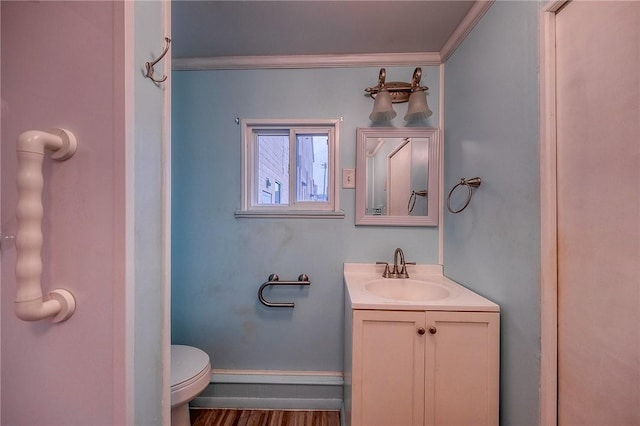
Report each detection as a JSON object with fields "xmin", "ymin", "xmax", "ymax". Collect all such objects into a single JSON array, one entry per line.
[{"xmin": 344, "ymin": 263, "xmax": 500, "ymax": 312}]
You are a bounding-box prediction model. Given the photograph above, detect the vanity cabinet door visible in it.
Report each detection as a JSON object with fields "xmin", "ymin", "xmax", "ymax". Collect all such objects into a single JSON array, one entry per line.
[
  {"xmin": 424, "ymin": 311, "xmax": 500, "ymax": 426},
  {"xmin": 352, "ymin": 310, "xmax": 426, "ymax": 426}
]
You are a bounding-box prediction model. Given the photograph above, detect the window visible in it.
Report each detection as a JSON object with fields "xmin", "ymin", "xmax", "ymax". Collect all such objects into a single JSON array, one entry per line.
[{"xmin": 238, "ymin": 119, "xmax": 342, "ymax": 218}]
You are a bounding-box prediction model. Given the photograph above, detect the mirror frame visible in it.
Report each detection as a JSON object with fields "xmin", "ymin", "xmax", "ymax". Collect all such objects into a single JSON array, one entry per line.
[{"xmin": 355, "ymin": 127, "xmax": 440, "ymax": 226}]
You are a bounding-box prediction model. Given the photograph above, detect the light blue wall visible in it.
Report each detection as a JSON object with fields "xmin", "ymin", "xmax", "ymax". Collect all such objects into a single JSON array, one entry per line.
[
  {"xmin": 133, "ymin": 2, "xmax": 166, "ymax": 424},
  {"xmin": 443, "ymin": 2, "xmax": 540, "ymax": 425},
  {"xmin": 172, "ymin": 66, "xmax": 440, "ymax": 371}
]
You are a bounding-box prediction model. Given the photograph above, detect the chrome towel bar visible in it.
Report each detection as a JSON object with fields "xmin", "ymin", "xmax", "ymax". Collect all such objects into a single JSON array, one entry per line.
[{"xmin": 258, "ymin": 273, "xmax": 310, "ymax": 308}]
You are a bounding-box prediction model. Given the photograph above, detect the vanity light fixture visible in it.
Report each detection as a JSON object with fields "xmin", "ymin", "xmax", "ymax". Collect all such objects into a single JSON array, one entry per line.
[{"xmin": 365, "ymin": 67, "xmax": 433, "ymax": 122}]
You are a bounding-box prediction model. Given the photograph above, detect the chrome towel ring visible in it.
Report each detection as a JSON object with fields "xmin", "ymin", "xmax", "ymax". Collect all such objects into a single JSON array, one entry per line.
[
  {"xmin": 447, "ymin": 177, "xmax": 482, "ymax": 214},
  {"xmin": 407, "ymin": 189, "xmax": 428, "ymax": 213}
]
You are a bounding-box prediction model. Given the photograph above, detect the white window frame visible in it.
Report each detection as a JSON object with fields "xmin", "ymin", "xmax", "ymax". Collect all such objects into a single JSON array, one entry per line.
[{"xmin": 237, "ymin": 118, "xmax": 343, "ymax": 218}]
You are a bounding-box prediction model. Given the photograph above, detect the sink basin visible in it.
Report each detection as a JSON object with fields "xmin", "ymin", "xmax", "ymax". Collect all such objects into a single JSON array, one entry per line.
[
  {"xmin": 365, "ymin": 279, "xmax": 451, "ymax": 301},
  {"xmin": 344, "ymin": 263, "xmax": 500, "ymax": 311}
]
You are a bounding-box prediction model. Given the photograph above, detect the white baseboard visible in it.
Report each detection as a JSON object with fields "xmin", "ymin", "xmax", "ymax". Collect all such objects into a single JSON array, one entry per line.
[
  {"xmin": 192, "ymin": 397, "xmax": 343, "ymax": 410},
  {"xmin": 191, "ymin": 369, "xmax": 344, "ymax": 411},
  {"xmin": 211, "ymin": 369, "xmax": 343, "ymax": 385}
]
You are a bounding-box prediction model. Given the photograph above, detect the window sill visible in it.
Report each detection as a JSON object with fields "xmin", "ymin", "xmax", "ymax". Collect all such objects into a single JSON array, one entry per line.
[{"xmin": 234, "ymin": 210, "xmax": 345, "ymax": 219}]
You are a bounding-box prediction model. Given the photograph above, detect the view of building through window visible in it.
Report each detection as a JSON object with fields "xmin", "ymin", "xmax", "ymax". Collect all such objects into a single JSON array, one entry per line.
[
  {"xmin": 257, "ymin": 134, "xmax": 289, "ymax": 205},
  {"xmin": 257, "ymin": 133, "xmax": 329, "ymax": 205}
]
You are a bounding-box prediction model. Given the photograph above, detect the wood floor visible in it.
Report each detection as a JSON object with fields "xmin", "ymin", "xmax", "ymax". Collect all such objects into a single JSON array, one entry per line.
[{"xmin": 190, "ymin": 409, "xmax": 341, "ymax": 426}]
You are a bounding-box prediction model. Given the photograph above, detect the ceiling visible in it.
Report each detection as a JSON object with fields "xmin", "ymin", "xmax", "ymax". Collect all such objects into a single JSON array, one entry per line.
[{"xmin": 171, "ymin": 1, "xmax": 477, "ymax": 59}]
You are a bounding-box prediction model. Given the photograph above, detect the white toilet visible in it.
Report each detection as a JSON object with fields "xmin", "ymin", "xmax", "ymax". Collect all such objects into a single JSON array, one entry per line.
[{"xmin": 171, "ymin": 345, "xmax": 211, "ymax": 426}]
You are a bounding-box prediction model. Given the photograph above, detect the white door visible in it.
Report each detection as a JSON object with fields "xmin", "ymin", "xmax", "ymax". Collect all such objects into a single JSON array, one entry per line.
[
  {"xmin": 388, "ymin": 140, "xmax": 412, "ymax": 216},
  {"xmin": 555, "ymin": 1, "xmax": 640, "ymax": 424}
]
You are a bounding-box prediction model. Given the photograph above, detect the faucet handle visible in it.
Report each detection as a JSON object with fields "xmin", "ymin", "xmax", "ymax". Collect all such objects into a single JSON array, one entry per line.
[
  {"xmin": 399, "ymin": 262, "xmax": 415, "ymax": 278},
  {"xmin": 376, "ymin": 262, "xmax": 392, "ymax": 278},
  {"xmin": 398, "ymin": 264, "xmax": 409, "ymax": 278}
]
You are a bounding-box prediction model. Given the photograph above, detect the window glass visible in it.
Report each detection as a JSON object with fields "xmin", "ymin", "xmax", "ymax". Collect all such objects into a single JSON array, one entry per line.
[
  {"xmin": 295, "ymin": 134, "xmax": 329, "ymax": 203},
  {"xmin": 257, "ymin": 133, "xmax": 289, "ymax": 205}
]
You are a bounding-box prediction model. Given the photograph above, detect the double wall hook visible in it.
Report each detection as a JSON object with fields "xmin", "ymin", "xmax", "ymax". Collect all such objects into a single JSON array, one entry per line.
[{"xmin": 145, "ymin": 37, "xmax": 171, "ymax": 84}]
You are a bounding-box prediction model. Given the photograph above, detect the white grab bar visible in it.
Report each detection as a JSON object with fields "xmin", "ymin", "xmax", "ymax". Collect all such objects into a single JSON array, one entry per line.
[{"xmin": 15, "ymin": 128, "xmax": 77, "ymax": 323}]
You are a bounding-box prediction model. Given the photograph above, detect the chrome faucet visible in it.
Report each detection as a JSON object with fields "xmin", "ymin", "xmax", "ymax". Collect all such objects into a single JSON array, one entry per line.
[
  {"xmin": 376, "ymin": 248, "xmax": 414, "ymax": 278},
  {"xmin": 392, "ymin": 248, "xmax": 409, "ymax": 278}
]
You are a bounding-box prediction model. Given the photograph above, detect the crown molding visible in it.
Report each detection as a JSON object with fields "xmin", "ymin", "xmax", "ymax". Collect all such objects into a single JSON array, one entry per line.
[
  {"xmin": 440, "ymin": 0, "xmax": 495, "ymax": 62},
  {"xmin": 173, "ymin": 52, "xmax": 442, "ymax": 71},
  {"xmin": 172, "ymin": 1, "xmax": 493, "ymax": 71}
]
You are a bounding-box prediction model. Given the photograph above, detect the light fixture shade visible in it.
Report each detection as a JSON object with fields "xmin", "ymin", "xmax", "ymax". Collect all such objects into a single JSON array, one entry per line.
[
  {"xmin": 369, "ymin": 89, "xmax": 397, "ymax": 121},
  {"xmin": 404, "ymin": 89, "xmax": 433, "ymax": 121}
]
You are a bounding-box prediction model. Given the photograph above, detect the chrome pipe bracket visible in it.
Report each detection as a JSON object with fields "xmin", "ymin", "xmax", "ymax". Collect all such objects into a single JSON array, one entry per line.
[{"xmin": 258, "ymin": 273, "xmax": 311, "ymax": 308}]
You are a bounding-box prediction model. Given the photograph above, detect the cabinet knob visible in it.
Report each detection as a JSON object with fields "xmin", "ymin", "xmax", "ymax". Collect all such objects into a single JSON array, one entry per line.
[
  {"xmin": 417, "ymin": 327, "xmax": 426, "ymax": 335},
  {"xmin": 429, "ymin": 326, "xmax": 437, "ymax": 335}
]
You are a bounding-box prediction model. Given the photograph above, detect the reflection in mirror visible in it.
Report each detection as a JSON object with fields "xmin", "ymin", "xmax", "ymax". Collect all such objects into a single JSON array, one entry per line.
[
  {"xmin": 356, "ymin": 128, "xmax": 440, "ymax": 226},
  {"xmin": 365, "ymin": 137, "xmax": 429, "ymax": 216}
]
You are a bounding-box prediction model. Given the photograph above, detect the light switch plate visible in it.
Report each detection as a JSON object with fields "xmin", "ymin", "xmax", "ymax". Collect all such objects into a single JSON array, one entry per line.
[{"xmin": 342, "ymin": 168, "xmax": 355, "ymax": 188}]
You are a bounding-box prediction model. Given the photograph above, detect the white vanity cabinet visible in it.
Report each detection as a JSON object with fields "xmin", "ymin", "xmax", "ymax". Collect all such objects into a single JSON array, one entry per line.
[
  {"xmin": 346, "ymin": 309, "xmax": 500, "ymax": 426},
  {"xmin": 343, "ymin": 263, "xmax": 501, "ymax": 426}
]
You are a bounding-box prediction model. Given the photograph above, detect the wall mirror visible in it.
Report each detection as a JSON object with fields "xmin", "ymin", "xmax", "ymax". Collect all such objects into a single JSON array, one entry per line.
[{"xmin": 355, "ymin": 128, "xmax": 440, "ymax": 226}]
